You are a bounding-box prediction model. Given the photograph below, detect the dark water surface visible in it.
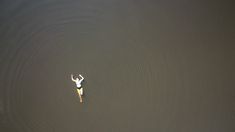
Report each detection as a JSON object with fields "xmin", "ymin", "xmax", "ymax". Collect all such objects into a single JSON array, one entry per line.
[{"xmin": 0, "ymin": 0, "xmax": 235, "ymax": 132}]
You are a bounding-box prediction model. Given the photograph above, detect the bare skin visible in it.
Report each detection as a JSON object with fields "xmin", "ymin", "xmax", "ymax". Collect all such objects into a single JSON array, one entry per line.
[
  {"xmin": 77, "ymin": 89, "xmax": 83, "ymax": 103},
  {"xmin": 71, "ymin": 74, "xmax": 84, "ymax": 103}
]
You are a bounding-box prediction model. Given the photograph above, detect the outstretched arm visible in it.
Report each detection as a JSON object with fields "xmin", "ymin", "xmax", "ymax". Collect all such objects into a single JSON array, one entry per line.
[
  {"xmin": 79, "ymin": 74, "xmax": 84, "ymax": 81},
  {"xmin": 71, "ymin": 74, "xmax": 76, "ymax": 82}
]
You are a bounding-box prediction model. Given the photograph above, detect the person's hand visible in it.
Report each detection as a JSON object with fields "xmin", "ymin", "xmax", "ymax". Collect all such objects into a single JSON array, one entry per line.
[{"xmin": 71, "ymin": 74, "xmax": 74, "ymax": 78}]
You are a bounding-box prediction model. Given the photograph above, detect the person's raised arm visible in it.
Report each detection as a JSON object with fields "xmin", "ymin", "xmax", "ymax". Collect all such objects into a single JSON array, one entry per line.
[
  {"xmin": 79, "ymin": 74, "xmax": 84, "ymax": 81},
  {"xmin": 71, "ymin": 74, "xmax": 76, "ymax": 82}
]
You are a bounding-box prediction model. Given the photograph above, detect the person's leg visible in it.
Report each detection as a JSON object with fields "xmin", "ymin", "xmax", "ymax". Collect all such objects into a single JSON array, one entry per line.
[
  {"xmin": 80, "ymin": 88, "xmax": 83, "ymax": 96},
  {"xmin": 77, "ymin": 89, "xmax": 83, "ymax": 103}
]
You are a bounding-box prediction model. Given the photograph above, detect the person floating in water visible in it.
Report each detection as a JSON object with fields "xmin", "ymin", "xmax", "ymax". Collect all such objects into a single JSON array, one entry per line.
[{"xmin": 71, "ymin": 74, "xmax": 84, "ymax": 103}]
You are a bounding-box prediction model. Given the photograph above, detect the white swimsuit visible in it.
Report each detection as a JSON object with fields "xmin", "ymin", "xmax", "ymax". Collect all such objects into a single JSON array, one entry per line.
[{"xmin": 75, "ymin": 79, "xmax": 82, "ymax": 88}]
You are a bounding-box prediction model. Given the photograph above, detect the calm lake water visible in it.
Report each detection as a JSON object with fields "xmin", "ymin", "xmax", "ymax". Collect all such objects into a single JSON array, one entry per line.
[{"xmin": 0, "ymin": 0, "xmax": 234, "ymax": 132}]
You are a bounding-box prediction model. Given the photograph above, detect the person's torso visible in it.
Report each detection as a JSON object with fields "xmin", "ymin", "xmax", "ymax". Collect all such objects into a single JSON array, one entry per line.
[{"xmin": 75, "ymin": 79, "xmax": 82, "ymax": 88}]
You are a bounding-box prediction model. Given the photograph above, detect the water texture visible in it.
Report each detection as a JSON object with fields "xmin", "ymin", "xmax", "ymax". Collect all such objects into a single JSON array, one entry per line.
[{"xmin": 0, "ymin": 0, "xmax": 234, "ymax": 132}]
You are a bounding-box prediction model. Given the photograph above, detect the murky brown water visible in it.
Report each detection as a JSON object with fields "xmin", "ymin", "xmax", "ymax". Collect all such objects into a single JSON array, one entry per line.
[{"xmin": 0, "ymin": 0, "xmax": 235, "ymax": 132}]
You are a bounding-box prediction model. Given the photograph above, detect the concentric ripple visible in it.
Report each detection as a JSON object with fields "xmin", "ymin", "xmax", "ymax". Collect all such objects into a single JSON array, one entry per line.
[{"xmin": 0, "ymin": 0, "xmax": 235, "ymax": 132}]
